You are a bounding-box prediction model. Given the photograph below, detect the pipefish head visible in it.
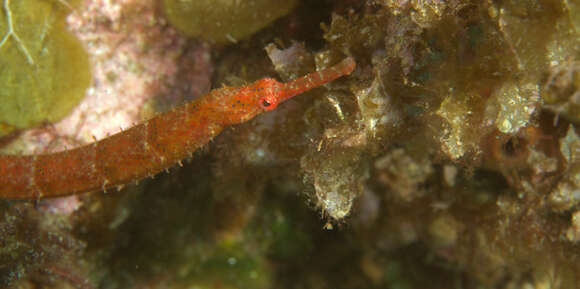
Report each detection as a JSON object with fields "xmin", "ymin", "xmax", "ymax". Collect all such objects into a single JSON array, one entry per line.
[{"xmin": 221, "ymin": 78, "xmax": 286, "ymax": 124}]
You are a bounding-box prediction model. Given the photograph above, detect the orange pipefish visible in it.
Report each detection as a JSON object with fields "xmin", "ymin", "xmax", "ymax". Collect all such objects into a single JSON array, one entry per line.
[{"xmin": 0, "ymin": 57, "xmax": 356, "ymax": 200}]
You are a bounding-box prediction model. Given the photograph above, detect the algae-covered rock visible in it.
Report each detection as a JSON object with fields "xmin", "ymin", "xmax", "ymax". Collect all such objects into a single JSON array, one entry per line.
[
  {"xmin": 162, "ymin": 0, "xmax": 297, "ymax": 44},
  {"xmin": 0, "ymin": 0, "xmax": 90, "ymax": 136}
]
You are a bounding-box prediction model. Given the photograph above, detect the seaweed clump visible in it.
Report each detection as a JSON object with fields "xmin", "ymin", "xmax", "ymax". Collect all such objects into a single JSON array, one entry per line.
[
  {"xmin": 0, "ymin": 0, "xmax": 90, "ymax": 136},
  {"xmin": 162, "ymin": 0, "xmax": 298, "ymax": 44}
]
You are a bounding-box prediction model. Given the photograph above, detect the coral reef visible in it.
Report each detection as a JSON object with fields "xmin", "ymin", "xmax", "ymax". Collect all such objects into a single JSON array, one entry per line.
[{"xmin": 4, "ymin": 0, "xmax": 580, "ymax": 288}]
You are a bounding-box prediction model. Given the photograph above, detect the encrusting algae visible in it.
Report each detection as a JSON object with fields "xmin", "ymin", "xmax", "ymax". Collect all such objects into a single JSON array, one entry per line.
[{"xmin": 4, "ymin": 0, "xmax": 580, "ymax": 288}]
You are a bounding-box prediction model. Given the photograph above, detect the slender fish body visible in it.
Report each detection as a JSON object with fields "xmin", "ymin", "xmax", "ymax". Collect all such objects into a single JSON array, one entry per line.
[{"xmin": 0, "ymin": 57, "xmax": 356, "ymax": 200}]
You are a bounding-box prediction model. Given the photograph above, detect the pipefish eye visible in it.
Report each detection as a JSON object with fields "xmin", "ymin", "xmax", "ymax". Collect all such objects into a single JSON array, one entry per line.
[{"xmin": 259, "ymin": 95, "xmax": 277, "ymax": 111}]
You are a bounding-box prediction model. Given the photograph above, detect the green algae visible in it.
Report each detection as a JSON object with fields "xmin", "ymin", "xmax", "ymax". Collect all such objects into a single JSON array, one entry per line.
[
  {"xmin": 181, "ymin": 242, "xmax": 270, "ymax": 289},
  {"xmin": 162, "ymin": 0, "xmax": 297, "ymax": 44},
  {"xmin": 0, "ymin": 0, "xmax": 90, "ymax": 136}
]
